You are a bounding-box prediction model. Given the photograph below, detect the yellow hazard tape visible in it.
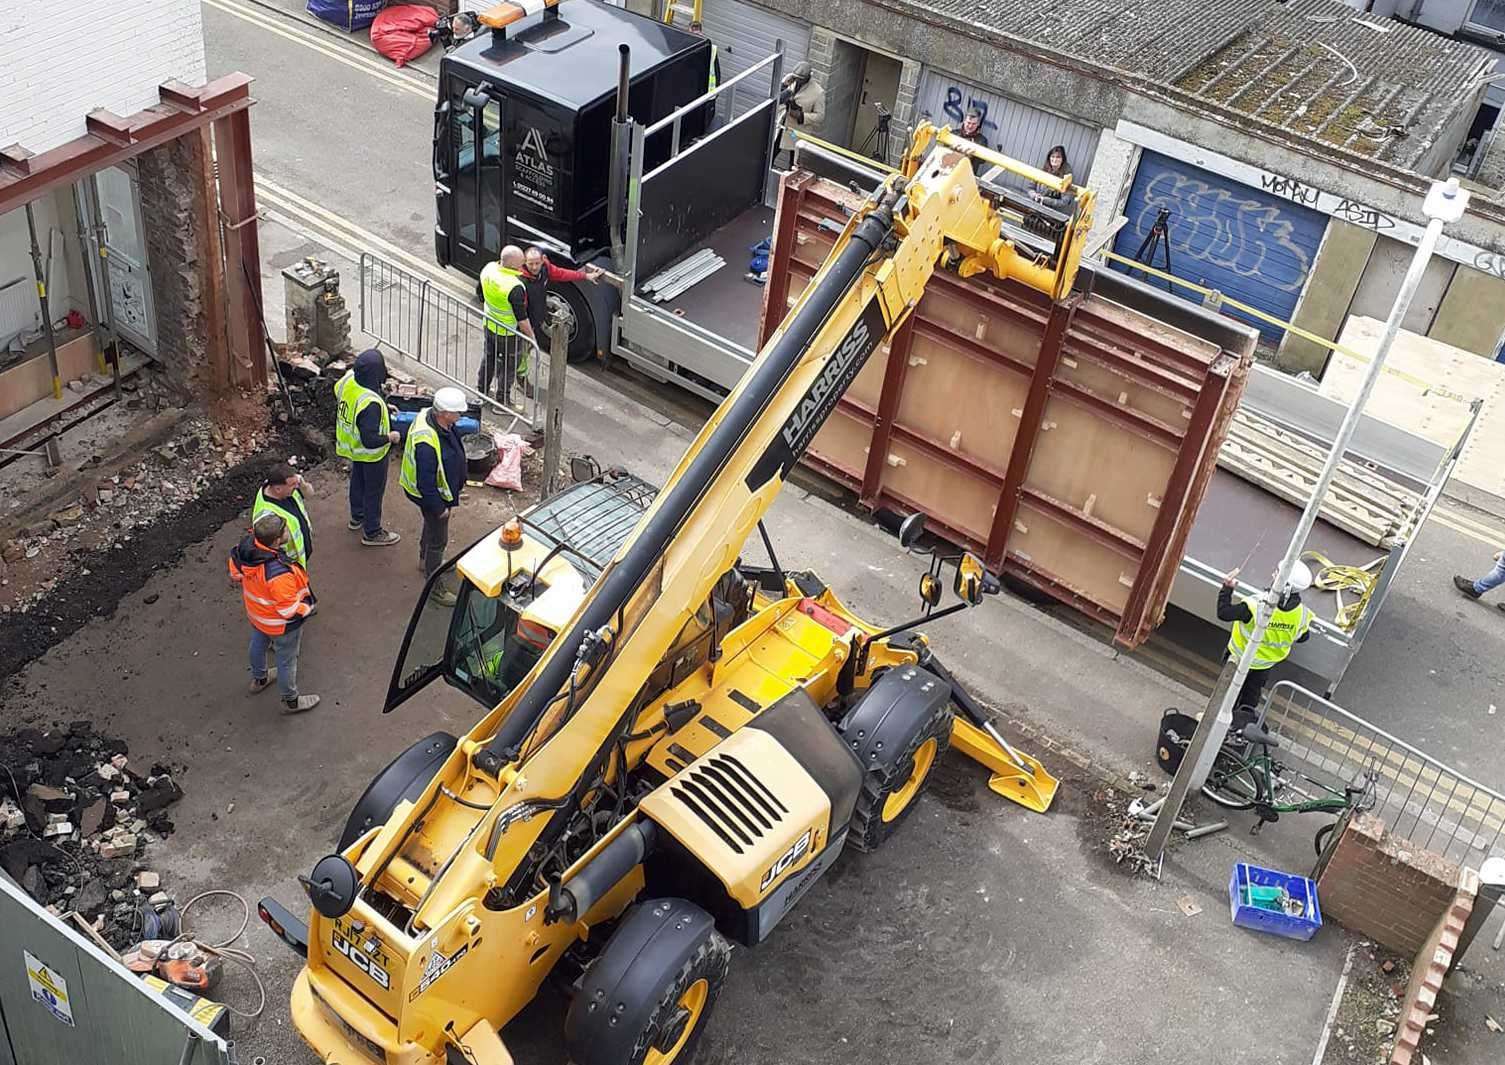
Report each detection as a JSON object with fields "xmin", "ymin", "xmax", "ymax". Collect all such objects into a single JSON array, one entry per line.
[{"xmin": 1100, "ymin": 250, "xmax": 1477, "ymax": 406}]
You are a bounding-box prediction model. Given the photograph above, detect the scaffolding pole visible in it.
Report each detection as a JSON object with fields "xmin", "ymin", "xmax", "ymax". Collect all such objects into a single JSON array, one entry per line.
[{"xmin": 1143, "ymin": 177, "xmax": 1471, "ymax": 863}]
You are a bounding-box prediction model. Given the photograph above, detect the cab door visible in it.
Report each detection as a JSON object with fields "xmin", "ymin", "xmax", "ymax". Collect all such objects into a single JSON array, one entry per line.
[{"xmin": 438, "ymin": 77, "xmax": 507, "ymax": 277}]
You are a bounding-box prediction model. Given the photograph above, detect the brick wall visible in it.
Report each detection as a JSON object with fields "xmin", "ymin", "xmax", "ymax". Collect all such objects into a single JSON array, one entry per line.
[
  {"xmin": 1390, "ymin": 870, "xmax": 1476, "ymax": 1065},
  {"xmin": 1318, "ymin": 813, "xmax": 1461, "ymax": 955},
  {"xmin": 0, "ymin": 0, "xmax": 206, "ymax": 155},
  {"xmin": 135, "ymin": 131, "xmax": 217, "ymax": 397}
]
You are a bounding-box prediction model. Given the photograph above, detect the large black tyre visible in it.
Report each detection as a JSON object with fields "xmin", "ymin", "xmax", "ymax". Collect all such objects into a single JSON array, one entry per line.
[
  {"xmin": 566, "ymin": 900, "xmax": 731, "ymax": 1065},
  {"xmin": 546, "ymin": 283, "xmax": 596, "ymax": 363},
  {"xmin": 1200, "ymin": 749, "xmax": 1266, "ymax": 810},
  {"xmin": 847, "ymin": 699, "xmax": 953, "ymax": 853}
]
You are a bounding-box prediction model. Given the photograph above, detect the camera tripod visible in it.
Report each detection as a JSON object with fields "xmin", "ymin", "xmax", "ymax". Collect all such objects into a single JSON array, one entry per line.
[
  {"xmin": 859, "ymin": 101, "xmax": 892, "ymax": 162},
  {"xmin": 1127, "ymin": 207, "xmax": 1174, "ymax": 293}
]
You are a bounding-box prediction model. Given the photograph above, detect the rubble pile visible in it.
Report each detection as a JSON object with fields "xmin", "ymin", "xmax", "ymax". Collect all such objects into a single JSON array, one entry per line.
[
  {"xmin": 0, "ymin": 722, "xmax": 184, "ymax": 948},
  {"xmin": 1, "ymin": 416, "xmax": 281, "ymax": 617}
]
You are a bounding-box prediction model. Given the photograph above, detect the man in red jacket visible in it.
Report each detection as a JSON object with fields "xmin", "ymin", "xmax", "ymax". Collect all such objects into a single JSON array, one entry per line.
[{"xmin": 521, "ymin": 246, "xmax": 603, "ymax": 369}]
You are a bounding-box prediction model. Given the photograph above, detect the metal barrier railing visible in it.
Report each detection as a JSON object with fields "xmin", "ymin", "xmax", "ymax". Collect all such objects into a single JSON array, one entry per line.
[
  {"xmin": 358, "ymin": 252, "xmax": 549, "ymax": 430},
  {"xmin": 1260, "ymin": 680, "xmax": 1505, "ymax": 867}
]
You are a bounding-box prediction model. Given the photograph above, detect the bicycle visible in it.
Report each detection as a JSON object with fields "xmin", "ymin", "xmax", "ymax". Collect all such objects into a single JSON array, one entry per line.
[{"xmin": 1199, "ymin": 722, "xmax": 1380, "ymax": 856}]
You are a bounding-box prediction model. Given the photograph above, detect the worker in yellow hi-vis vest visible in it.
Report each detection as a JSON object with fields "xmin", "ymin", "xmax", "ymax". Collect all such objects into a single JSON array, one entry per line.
[
  {"xmin": 478, "ymin": 246, "xmax": 536, "ymax": 412},
  {"xmin": 1219, "ymin": 560, "xmax": 1314, "ymax": 724}
]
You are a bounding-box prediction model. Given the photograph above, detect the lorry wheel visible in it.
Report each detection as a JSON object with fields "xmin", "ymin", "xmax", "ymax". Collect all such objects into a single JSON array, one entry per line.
[
  {"xmin": 846, "ymin": 698, "xmax": 952, "ymax": 853},
  {"xmin": 544, "ymin": 284, "xmax": 597, "ymax": 364},
  {"xmin": 564, "ymin": 899, "xmax": 731, "ymax": 1065}
]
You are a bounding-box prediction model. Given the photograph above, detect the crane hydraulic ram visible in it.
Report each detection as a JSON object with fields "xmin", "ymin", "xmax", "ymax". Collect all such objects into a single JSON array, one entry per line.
[{"xmin": 259, "ymin": 122, "xmax": 1090, "ymax": 1065}]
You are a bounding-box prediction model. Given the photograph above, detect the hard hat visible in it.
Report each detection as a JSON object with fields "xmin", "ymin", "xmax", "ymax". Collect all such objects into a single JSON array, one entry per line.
[
  {"xmin": 1286, "ymin": 560, "xmax": 1313, "ymax": 593},
  {"xmin": 433, "ymin": 387, "xmax": 467, "ymax": 413}
]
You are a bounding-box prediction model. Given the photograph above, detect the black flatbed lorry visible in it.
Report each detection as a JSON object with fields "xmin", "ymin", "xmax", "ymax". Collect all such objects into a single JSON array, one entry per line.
[{"xmin": 433, "ymin": 0, "xmax": 719, "ymax": 360}]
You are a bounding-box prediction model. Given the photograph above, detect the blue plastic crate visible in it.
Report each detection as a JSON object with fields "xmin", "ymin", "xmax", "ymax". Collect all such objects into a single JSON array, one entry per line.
[{"xmin": 1228, "ymin": 862, "xmax": 1323, "ymax": 941}]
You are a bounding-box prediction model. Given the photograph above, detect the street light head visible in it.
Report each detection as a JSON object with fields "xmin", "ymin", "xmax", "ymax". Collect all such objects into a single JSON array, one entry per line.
[{"xmin": 1424, "ymin": 177, "xmax": 1469, "ymax": 223}]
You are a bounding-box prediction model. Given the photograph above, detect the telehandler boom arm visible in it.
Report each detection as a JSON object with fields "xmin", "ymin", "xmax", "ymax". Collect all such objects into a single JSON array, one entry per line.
[{"xmin": 456, "ymin": 123, "xmax": 1092, "ymax": 898}]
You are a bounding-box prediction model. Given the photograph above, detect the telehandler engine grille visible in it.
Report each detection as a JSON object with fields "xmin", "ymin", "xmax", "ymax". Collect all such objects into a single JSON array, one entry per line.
[{"xmin": 670, "ymin": 753, "xmax": 788, "ymax": 854}]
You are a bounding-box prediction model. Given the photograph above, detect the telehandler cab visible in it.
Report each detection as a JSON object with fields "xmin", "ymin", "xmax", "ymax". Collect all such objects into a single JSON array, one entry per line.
[{"xmin": 260, "ymin": 119, "xmax": 1088, "ymax": 1065}]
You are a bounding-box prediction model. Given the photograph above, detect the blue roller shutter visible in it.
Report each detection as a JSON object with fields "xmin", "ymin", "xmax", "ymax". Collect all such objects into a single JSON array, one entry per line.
[{"xmin": 1112, "ymin": 151, "xmax": 1328, "ymax": 343}]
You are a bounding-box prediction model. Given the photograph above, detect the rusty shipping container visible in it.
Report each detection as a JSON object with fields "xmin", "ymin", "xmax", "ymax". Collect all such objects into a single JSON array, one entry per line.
[{"xmin": 758, "ymin": 172, "xmax": 1257, "ymax": 649}]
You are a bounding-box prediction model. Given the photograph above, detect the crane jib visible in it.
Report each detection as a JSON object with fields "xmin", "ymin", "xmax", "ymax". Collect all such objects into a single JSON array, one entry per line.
[{"xmin": 746, "ymin": 296, "xmax": 889, "ymax": 492}]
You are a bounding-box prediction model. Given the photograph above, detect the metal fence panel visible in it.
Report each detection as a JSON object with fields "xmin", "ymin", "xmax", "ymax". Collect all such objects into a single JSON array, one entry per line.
[
  {"xmin": 358, "ymin": 253, "xmax": 550, "ymax": 432},
  {"xmin": 1260, "ymin": 680, "xmax": 1505, "ymax": 868},
  {"xmin": 0, "ymin": 876, "xmax": 232, "ymax": 1064}
]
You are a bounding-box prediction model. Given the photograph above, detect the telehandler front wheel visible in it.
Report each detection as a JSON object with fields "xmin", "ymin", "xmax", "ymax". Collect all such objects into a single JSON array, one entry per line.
[
  {"xmin": 565, "ymin": 898, "xmax": 731, "ymax": 1065},
  {"xmin": 847, "ymin": 697, "xmax": 953, "ymax": 853}
]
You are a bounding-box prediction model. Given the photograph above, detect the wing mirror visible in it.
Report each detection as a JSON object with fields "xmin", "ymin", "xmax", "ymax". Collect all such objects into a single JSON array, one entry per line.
[
  {"xmin": 897, "ymin": 512, "xmax": 926, "ymax": 549},
  {"xmin": 918, "ymin": 571, "xmax": 942, "ymax": 608},
  {"xmin": 954, "ymin": 552, "xmax": 1000, "ymax": 606}
]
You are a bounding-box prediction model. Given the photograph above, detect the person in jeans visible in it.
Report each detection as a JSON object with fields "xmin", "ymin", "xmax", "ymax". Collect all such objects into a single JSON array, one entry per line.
[
  {"xmin": 251, "ymin": 463, "xmax": 313, "ymax": 569},
  {"xmin": 1453, "ymin": 551, "xmax": 1505, "ymax": 612},
  {"xmin": 228, "ymin": 512, "xmax": 320, "ymax": 714},
  {"xmin": 400, "ymin": 387, "xmax": 468, "ymax": 604},
  {"xmin": 333, "ymin": 348, "xmax": 402, "ymax": 547}
]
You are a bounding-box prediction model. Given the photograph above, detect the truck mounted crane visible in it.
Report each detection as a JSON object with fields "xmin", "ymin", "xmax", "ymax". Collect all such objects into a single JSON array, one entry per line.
[{"xmin": 259, "ymin": 121, "xmax": 1092, "ymax": 1065}]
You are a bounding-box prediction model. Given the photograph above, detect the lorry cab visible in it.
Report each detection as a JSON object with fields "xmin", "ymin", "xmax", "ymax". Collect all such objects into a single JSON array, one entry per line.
[{"xmin": 433, "ymin": 0, "xmax": 713, "ymax": 359}]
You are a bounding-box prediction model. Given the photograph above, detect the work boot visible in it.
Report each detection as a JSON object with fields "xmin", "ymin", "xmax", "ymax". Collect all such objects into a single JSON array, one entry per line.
[
  {"xmin": 432, "ymin": 586, "xmax": 459, "ymax": 608},
  {"xmin": 247, "ymin": 670, "xmax": 277, "ymax": 695},
  {"xmin": 362, "ymin": 529, "xmax": 402, "ymax": 547},
  {"xmin": 281, "ymin": 695, "xmax": 320, "ymax": 715},
  {"xmin": 508, "ymin": 384, "xmax": 527, "ymax": 412},
  {"xmin": 517, "ymin": 375, "xmax": 535, "ymax": 400},
  {"xmin": 347, "ymin": 517, "xmax": 363, "ymax": 531},
  {"xmin": 1453, "ymin": 575, "xmax": 1483, "ymax": 599}
]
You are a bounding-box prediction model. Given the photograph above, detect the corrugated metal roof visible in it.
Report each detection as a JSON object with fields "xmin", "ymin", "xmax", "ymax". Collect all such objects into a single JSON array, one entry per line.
[{"xmin": 891, "ymin": 0, "xmax": 1491, "ymax": 165}]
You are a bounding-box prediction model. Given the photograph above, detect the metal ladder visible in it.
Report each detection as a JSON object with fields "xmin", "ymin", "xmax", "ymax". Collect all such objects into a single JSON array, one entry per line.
[{"xmin": 659, "ymin": 0, "xmax": 701, "ymax": 27}]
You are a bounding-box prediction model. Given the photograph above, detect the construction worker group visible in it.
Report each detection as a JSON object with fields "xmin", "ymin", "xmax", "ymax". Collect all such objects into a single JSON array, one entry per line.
[{"xmin": 228, "ymin": 346, "xmax": 474, "ymax": 714}]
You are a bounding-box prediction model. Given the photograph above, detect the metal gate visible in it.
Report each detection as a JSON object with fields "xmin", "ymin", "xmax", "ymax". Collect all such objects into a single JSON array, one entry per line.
[
  {"xmin": 1113, "ymin": 151, "xmax": 1329, "ymax": 344},
  {"xmin": 699, "ymin": 0, "xmax": 811, "ymax": 120},
  {"xmin": 913, "ymin": 70, "xmax": 1101, "ymax": 185},
  {"xmin": 1258, "ymin": 681, "xmax": 1505, "ymax": 870},
  {"xmin": 0, "ymin": 876, "xmax": 233, "ymax": 1064},
  {"xmin": 358, "ymin": 253, "xmax": 548, "ymax": 431}
]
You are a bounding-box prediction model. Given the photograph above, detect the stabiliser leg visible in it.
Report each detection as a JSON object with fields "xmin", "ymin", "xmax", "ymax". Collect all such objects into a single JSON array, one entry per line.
[{"xmin": 926, "ymin": 657, "xmax": 1059, "ymax": 813}]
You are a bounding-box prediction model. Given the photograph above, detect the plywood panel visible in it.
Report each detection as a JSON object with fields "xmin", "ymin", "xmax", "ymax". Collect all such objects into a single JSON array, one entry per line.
[
  {"xmin": 1011, "ymin": 502, "xmax": 1139, "ymax": 615},
  {"xmin": 0, "ymin": 333, "xmax": 98, "ymax": 420},
  {"xmin": 895, "ymin": 330, "xmax": 1028, "ymax": 471},
  {"xmin": 880, "ymin": 436, "xmax": 996, "ymax": 543},
  {"xmin": 1054, "ymin": 350, "xmax": 1194, "ymax": 428},
  {"xmin": 1324, "ymin": 316, "xmax": 1505, "ymax": 500},
  {"xmin": 809, "ymin": 406, "xmax": 872, "ymax": 486},
  {"xmin": 1027, "ymin": 394, "xmax": 1176, "ymax": 538}
]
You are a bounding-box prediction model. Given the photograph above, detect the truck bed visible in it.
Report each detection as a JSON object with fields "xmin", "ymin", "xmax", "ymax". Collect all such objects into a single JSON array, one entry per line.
[
  {"xmin": 639, "ymin": 204, "xmax": 775, "ymax": 354},
  {"xmin": 1188, "ymin": 469, "xmax": 1389, "ymax": 627}
]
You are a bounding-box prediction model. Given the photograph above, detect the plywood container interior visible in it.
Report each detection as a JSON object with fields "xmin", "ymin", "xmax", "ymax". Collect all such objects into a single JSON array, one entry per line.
[{"xmin": 765, "ymin": 173, "xmax": 1257, "ymax": 648}]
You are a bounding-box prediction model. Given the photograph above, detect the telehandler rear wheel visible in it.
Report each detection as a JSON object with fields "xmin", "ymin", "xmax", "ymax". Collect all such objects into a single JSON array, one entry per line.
[
  {"xmin": 565, "ymin": 898, "xmax": 732, "ymax": 1065},
  {"xmin": 847, "ymin": 699, "xmax": 953, "ymax": 852}
]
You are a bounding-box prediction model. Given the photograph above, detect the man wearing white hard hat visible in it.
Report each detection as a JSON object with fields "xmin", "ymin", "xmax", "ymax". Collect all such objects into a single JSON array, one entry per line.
[
  {"xmin": 1218, "ymin": 560, "xmax": 1315, "ymax": 723},
  {"xmin": 400, "ymin": 387, "xmax": 469, "ymax": 600}
]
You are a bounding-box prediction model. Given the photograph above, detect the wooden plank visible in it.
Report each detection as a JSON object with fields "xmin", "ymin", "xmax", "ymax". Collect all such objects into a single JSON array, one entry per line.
[{"xmin": 0, "ymin": 332, "xmax": 98, "ymax": 420}]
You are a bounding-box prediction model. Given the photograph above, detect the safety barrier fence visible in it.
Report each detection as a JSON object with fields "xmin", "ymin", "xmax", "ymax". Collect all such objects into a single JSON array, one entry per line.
[
  {"xmin": 1259, "ymin": 680, "xmax": 1505, "ymax": 869},
  {"xmin": 0, "ymin": 874, "xmax": 235, "ymax": 1064},
  {"xmin": 358, "ymin": 252, "xmax": 548, "ymax": 430}
]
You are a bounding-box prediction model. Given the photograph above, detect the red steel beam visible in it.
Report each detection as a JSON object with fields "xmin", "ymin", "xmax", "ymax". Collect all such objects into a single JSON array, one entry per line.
[
  {"xmin": 859, "ymin": 317, "xmax": 915, "ymax": 507},
  {"xmin": 0, "ymin": 75, "xmax": 255, "ymax": 216},
  {"xmin": 212, "ymin": 108, "xmax": 265, "ymax": 387},
  {"xmin": 1118, "ymin": 352, "xmax": 1240, "ymax": 645},
  {"xmin": 1017, "ymin": 487, "xmax": 1145, "ymax": 560},
  {"xmin": 983, "ymin": 297, "xmax": 1078, "ymax": 568},
  {"xmin": 759, "ymin": 170, "xmax": 814, "ymax": 349},
  {"xmin": 1003, "ymin": 556, "xmax": 1121, "ymax": 627},
  {"xmin": 1060, "ymin": 336, "xmax": 1200, "ymax": 404}
]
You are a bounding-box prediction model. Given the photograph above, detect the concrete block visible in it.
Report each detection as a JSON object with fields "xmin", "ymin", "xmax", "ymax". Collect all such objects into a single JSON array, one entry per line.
[
  {"xmin": 98, "ymin": 833, "xmax": 137, "ymax": 859},
  {"xmin": 136, "ymin": 871, "xmax": 160, "ymax": 891}
]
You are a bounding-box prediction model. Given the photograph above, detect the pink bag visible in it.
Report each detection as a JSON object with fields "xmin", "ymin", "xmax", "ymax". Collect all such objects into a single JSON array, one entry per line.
[
  {"xmin": 485, "ymin": 432, "xmax": 533, "ymax": 491},
  {"xmin": 370, "ymin": 5, "xmax": 439, "ymax": 68}
]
